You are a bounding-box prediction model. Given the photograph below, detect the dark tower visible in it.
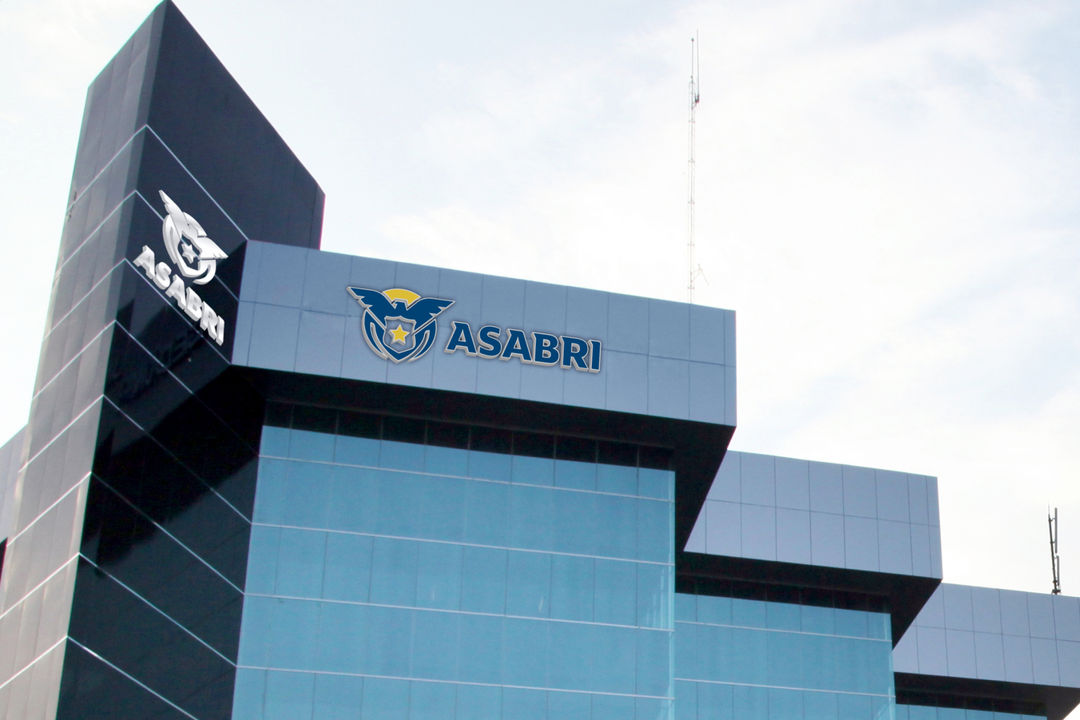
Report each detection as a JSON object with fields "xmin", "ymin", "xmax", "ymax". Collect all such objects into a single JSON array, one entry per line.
[{"xmin": 0, "ymin": 3, "xmax": 322, "ymax": 717}]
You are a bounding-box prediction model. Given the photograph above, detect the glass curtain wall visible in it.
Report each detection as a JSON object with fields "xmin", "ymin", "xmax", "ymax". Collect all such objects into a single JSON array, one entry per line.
[
  {"xmin": 232, "ymin": 406, "xmax": 676, "ymax": 720},
  {"xmin": 675, "ymin": 591, "xmax": 895, "ymax": 720}
]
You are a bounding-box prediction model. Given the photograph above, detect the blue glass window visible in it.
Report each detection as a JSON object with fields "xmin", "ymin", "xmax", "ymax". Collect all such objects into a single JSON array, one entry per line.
[
  {"xmin": 237, "ymin": 418, "xmax": 675, "ymax": 719},
  {"xmin": 675, "ymin": 593, "xmax": 895, "ymax": 719}
]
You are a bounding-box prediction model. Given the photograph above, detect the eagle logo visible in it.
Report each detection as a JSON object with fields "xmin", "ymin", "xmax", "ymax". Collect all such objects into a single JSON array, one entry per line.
[
  {"xmin": 159, "ymin": 190, "xmax": 228, "ymax": 285},
  {"xmin": 347, "ymin": 287, "xmax": 455, "ymax": 363}
]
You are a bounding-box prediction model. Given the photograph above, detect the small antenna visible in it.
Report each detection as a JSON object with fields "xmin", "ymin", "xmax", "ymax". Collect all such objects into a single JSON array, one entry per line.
[
  {"xmin": 1049, "ymin": 507, "xmax": 1062, "ymax": 595},
  {"xmin": 687, "ymin": 32, "xmax": 702, "ymax": 303}
]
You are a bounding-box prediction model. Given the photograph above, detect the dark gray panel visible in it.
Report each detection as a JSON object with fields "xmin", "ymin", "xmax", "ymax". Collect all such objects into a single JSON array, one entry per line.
[
  {"xmin": 943, "ymin": 585, "xmax": 974, "ymax": 631},
  {"xmin": 647, "ymin": 357, "xmax": 690, "ymax": 419},
  {"xmin": 648, "ymin": 299, "xmax": 690, "ymax": 360},
  {"xmin": 1002, "ymin": 632, "xmax": 1035, "ymax": 683},
  {"xmin": 776, "ymin": 508, "xmax": 811, "ymax": 565},
  {"xmin": 970, "ymin": 587, "xmax": 1002, "ymax": 634},
  {"xmin": 842, "ymin": 465, "xmax": 876, "ymax": 518},
  {"xmin": 523, "ymin": 281, "xmax": 567, "ymax": 335},
  {"xmin": 1000, "ymin": 589, "xmax": 1032, "ymax": 636},
  {"xmin": 944, "ymin": 629, "xmax": 977, "ymax": 677},
  {"xmin": 1029, "ymin": 594, "xmax": 1055, "ymax": 639},
  {"xmin": 707, "ymin": 452, "xmax": 739, "ymax": 502},
  {"xmin": 689, "ymin": 304, "xmax": 725, "ymax": 364},
  {"xmin": 688, "ymin": 362, "xmax": 726, "ymax": 425},
  {"xmin": 774, "ymin": 457, "xmax": 809, "ymax": 511},
  {"xmin": 907, "ymin": 474, "xmax": 929, "ymax": 525},
  {"xmin": 809, "ymin": 511, "xmax": 845, "ymax": 568},
  {"xmin": 878, "ymin": 520, "xmax": 913, "ymax": 575},
  {"xmin": 1052, "ymin": 595, "xmax": 1080, "ymax": 641},
  {"xmin": 603, "ymin": 351, "xmax": 647, "ymax": 414},
  {"xmin": 917, "ymin": 585, "xmax": 946, "ymax": 628},
  {"xmin": 1058, "ymin": 641, "xmax": 1080, "ymax": 686},
  {"xmin": 606, "ymin": 293, "xmax": 649, "ymax": 354},
  {"xmin": 843, "ymin": 516, "xmax": 878, "ymax": 571},
  {"xmin": 1031, "ymin": 637, "xmax": 1060, "ymax": 685},
  {"xmin": 565, "ymin": 286, "xmax": 608, "ymax": 340},
  {"xmin": 705, "ymin": 501, "xmax": 740, "ymax": 557},
  {"xmin": 295, "ymin": 312, "xmax": 346, "ymax": 377},
  {"xmin": 248, "ymin": 304, "xmax": 300, "ymax": 371},
  {"xmin": 916, "ymin": 626, "xmax": 948, "ymax": 675},
  {"xmin": 739, "ymin": 453, "xmax": 774, "ymax": 507},
  {"xmin": 875, "ymin": 469, "xmax": 909, "ymax": 522},
  {"xmin": 808, "ymin": 461, "xmax": 843, "ymax": 513},
  {"xmin": 739, "ymin": 504, "xmax": 776, "ymax": 561}
]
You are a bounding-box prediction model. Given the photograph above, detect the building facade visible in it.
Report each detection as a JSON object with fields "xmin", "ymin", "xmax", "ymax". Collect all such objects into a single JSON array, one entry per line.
[{"xmin": 0, "ymin": 3, "xmax": 1077, "ymax": 719}]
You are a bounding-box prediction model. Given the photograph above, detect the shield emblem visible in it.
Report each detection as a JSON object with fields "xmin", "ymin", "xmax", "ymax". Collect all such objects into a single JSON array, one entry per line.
[{"xmin": 382, "ymin": 316, "xmax": 416, "ymax": 352}]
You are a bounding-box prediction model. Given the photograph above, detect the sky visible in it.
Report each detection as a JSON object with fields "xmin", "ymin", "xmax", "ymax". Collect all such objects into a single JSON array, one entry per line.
[{"xmin": 1, "ymin": 0, "xmax": 1079, "ymax": 613}]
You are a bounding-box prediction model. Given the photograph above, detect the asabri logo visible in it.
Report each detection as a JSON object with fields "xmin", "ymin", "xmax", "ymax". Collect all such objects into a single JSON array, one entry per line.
[
  {"xmin": 347, "ymin": 284, "xmax": 602, "ymax": 372},
  {"xmin": 347, "ymin": 287, "xmax": 455, "ymax": 363},
  {"xmin": 133, "ymin": 191, "xmax": 229, "ymax": 346},
  {"xmin": 159, "ymin": 190, "xmax": 228, "ymax": 285}
]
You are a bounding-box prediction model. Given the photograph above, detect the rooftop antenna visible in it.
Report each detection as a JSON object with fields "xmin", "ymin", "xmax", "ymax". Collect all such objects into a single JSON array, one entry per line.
[
  {"xmin": 687, "ymin": 33, "xmax": 703, "ymax": 303},
  {"xmin": 1050, "ymin": 507, "xmax": 1062, "ymax": 595}
]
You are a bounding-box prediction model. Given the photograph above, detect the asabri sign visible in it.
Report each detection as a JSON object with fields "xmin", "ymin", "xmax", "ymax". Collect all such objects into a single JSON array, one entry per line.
[
  {"xmin": 133, "ymin": 191, "xmax": 229, "ymax": 346},
  {"xmin": 347, "ymin": 286, "xmax": 602, "ymax": 373}
]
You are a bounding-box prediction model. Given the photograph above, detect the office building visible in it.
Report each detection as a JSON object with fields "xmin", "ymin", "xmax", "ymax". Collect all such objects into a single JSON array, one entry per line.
[{"xmin": 0, "ymin": 3, "xmax": 1077, "ymax": 718}]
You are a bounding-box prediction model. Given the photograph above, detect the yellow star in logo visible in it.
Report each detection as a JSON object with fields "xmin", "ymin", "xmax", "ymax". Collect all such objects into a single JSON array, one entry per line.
[{"xmin": 389, "ymin": 324, "xmax": 409, "ymax": 344}]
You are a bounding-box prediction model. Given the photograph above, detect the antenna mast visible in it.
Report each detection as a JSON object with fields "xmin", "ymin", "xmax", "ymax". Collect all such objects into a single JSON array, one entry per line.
[
  {"xmin": 1050, "ymin": 507, "xmax": 1062, "ymax": 595},
  {"xmin": 687, "ymin": 33, "xmax": 701, "ymax": 303}
]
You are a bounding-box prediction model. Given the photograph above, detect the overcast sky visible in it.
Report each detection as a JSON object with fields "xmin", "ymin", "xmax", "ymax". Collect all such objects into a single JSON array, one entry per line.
[{"xmin": 2, "ymin": 0, "xmax": 1079, "ymax": 613}]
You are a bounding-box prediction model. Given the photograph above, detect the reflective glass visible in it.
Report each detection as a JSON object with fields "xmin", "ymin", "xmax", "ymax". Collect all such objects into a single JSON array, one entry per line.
[
  {"xmin": 369, "ymin": 537, "xmax": 418, "ymax": 606},
  {"xmin": 597, "ymin": 463, "xmax": 638, "ymax": 495},
  {"xmin": 550, "ymin": 554, "xmax": 594, "ymax": 621},
  {"xmin": 416, "ymin": 541, "xmax": 463, "ymax": 610},
  {"xmin": 360, "ymin": 678, "xmax": 409, "ymax": 720},
  {"xmin": 333, "ymin": 433, "xmax": 379, "ymax": 467},
  {"xmin": 555, "ymin": 458, "xmax": 596, "ymax": 490},
  {"xmin": 506, "ymin": 550, "xmax": 551, "ymax": 617},
  {"xmin": 312, "ymin": 674, "xmax": 364, "ymax": 720},
  {"xmin": 238, "ymin": 423, "xmax": 675, "ymax": 718},
  {"xmin": 264, "ymin": 670, "xmax": 314, "ymax": 720},
  {"xmin": 549, "ymin": 691, "xmax": 591, "ymax": 719},
  {"xmin": 675, "ymin": 593, "xmax": 895, "ymax": 720},
  {"xmin": 460, "ymin": 546, "xmax": 507, "ymax": 614},
  {"xmin": 409, "ymin": 681, "xmax": 456, "ymax": 720},
  {"xmin": 457, "ymin": 684, "xmax": 501, "ymax": 720},
  {"xmin": 322, "ymin": 531, "xmax": 373, "ymax": 602}
]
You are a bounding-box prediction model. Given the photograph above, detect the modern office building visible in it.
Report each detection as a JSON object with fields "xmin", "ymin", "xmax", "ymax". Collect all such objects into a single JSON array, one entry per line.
[{"xmin": 0, "ymin": 3, "xmax": 1078, "ymax": 719}]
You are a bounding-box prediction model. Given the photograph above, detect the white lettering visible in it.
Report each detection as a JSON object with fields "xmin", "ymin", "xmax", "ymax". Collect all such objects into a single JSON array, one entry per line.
[
  {"xmin": 154, "ymin": 262, "xmax": 172, "ymax": 290},
  {"xmin": 133, "ymin": 246, "xmax": 156, "ymax": 278},
  {"xmin": 184, "ymin": 287, "xmax": 203, "ymax": 321},
  {"xmin": 165, "ymin": 276, "xmax": 187, "ymax": 310},
  {"xmin": 201, "ymin": 303, "xmax": 218, "ymax": 335}
]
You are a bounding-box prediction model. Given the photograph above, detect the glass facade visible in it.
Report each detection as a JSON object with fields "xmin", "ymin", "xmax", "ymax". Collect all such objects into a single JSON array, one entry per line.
[
  {"xmin": 232, "ymin": 413, "xmax": 676, "ymax": 719},
  {"xmin": 675, "ymin": 592, "xmax": 894, "ymax": 720}
]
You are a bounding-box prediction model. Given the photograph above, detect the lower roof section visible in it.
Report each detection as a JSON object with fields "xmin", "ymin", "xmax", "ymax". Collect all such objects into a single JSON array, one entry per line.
[
  {"xmin": 242, "ymin": 367, "xmax": 734, "ymax": 553},
  {"xmin": 678, "ymin": 551, "xmax": 939, "ymax": 644},
  {"xmin": 894, "ymin": 583, "xmax": 1080, "ymax": 720},
  {"xmin": 896, "ymin": 672, "xmax": 1079, "ymax": 720},
  {"xmin": 680, "ymin": 450, "xmax": 945, "ymax": 642}
]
